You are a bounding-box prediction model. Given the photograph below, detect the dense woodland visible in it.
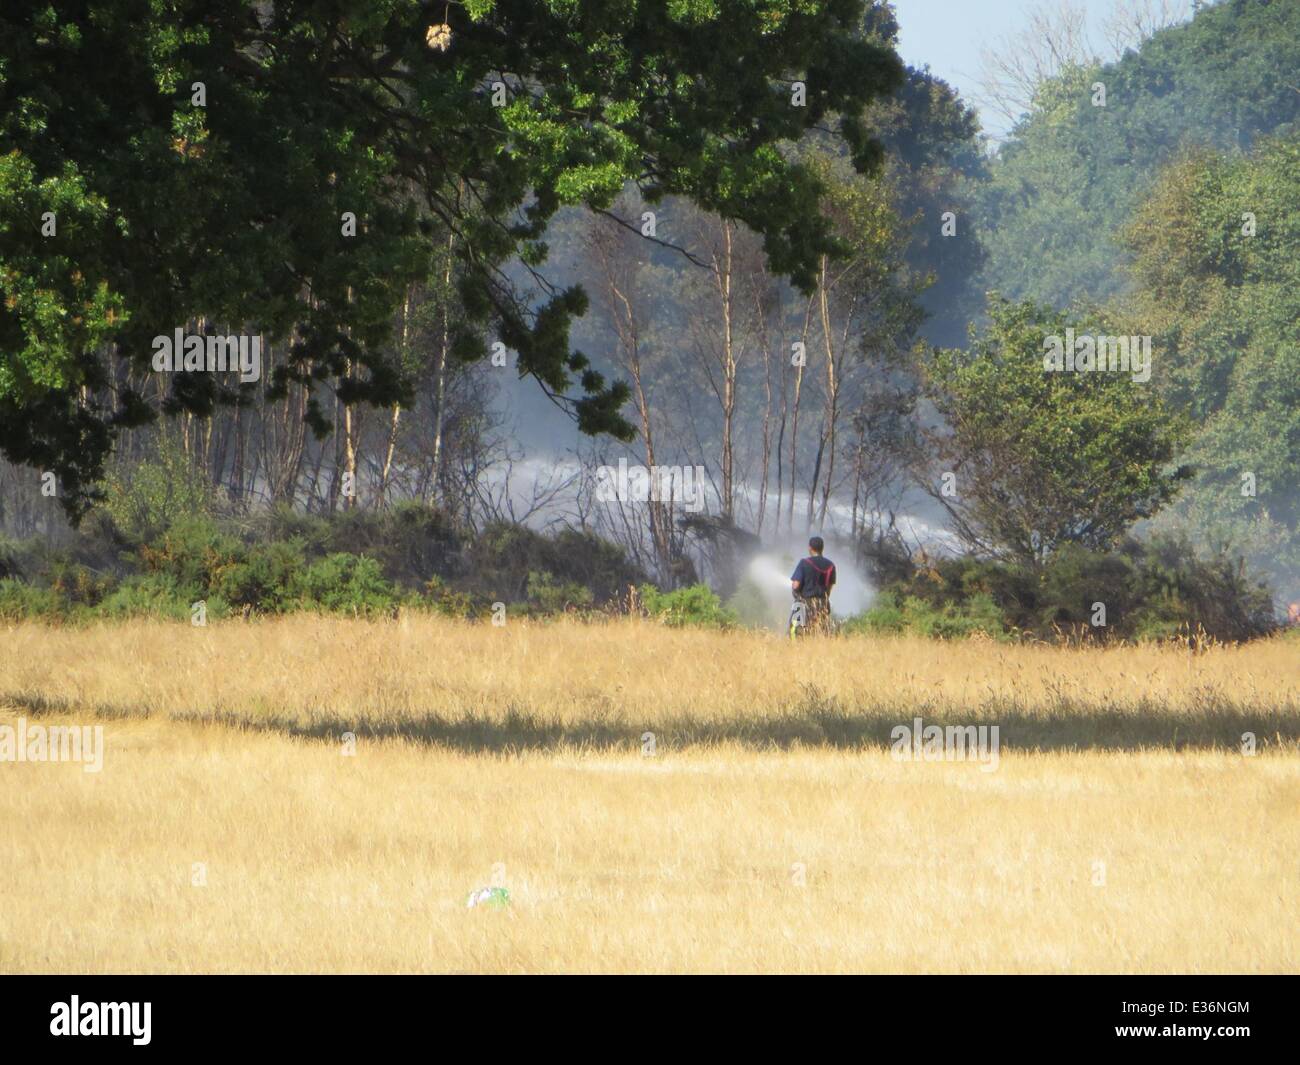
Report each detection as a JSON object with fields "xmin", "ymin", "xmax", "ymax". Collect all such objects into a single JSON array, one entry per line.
[{"xmin": 1, "ymin": 0, "xmax": 1296, "ymax": 640}]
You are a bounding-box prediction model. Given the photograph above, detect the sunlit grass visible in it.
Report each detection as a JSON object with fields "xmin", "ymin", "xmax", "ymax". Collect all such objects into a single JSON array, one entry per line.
[{"xmin": 1, "ymin": 617, "xmax": 1297, "ymax": 972}]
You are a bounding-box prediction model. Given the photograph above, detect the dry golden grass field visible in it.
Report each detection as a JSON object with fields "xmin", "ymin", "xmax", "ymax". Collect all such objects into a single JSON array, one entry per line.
[{"xmin": 1, "ymin": 616, "xmax": 1298, "ymax": 973}]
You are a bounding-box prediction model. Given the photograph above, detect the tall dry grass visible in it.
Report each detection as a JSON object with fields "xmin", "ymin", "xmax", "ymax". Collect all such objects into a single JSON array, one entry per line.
[
  {"xmin": 0, "ymin": 615, "xmax": 1297, "ymax": 751},
  {"xmin": 1, "ymin": 617, "xmax": 1297, "ymax": 973}
]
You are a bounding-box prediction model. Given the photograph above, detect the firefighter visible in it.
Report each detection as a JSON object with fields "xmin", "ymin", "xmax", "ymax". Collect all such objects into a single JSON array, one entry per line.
[{"xmin": 789, "ymin": 536, "xmax": 836, "ymax": 637}]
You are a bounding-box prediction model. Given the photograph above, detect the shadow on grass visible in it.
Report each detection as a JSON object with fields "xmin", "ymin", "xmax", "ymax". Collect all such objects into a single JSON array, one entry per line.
[{"xmin": 4, "ymin": 689, "xmax": 1298, "ymax": 754}]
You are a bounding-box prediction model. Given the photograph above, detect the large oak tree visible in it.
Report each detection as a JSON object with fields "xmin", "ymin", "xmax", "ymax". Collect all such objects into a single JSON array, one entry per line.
[{"xmin": 0, "ymin": 0, "xmax": 904, "ymax": 518}]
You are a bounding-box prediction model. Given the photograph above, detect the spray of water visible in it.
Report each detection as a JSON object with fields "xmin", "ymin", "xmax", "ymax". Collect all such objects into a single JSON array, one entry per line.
[{"xmin": 744, "ymin": 539, "xmax": 875, "ymax": 628}]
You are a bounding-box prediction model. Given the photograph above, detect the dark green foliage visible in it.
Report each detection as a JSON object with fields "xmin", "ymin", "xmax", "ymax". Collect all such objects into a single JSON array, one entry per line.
[
  {"xmin": 524, "ymin": 570, "xmax": 593, "ymax": 615},
  {"xmin": 806, "ymin": 3, "xmax": 987, "ymax": 347},
  {"xmin": 290, "ymin": 554, "xmax": 398, "ymax": 616},
  {"xmin": 243, "ymin": 502, "xmax": 462, "ymax": 592},
  {"xmin": 465, "ymin": 523, "xmax": 644, "ymax": 606},
  {"xmin": 211, "ymin": 540, "xmax": 308, "ymax": 614},
  {"xmin": 843, "ymin": 589, "xmax": 1005, "ymax": 640},
  {"xmin": 0, "ymin": 504, "xmax": 645, "ymax": 620},
  {"xmin": 922, "ymin": 296, "xmax": 1192, "ymax": 565},
  {"xmin": 1121, "ymin": 135, "xmax": 1300, "ymax": 603},
  {"xmin": 0, "ymin": 576, "xmax": 64, "ymax": 619},
  {"xmin": 0, "ymin": 1, "xmax": 906, "ymax": 518},
  {"xmin": 639, "ymin": 582, "xmax": 736, "ymax": 629},
  {"xmin": 848, "ymin": 536, "xmax": 1276, "ymax": 643},
  {"xmin": 99, "ymin": 573, "xmax": 229, "ymax": 622},
  {"xmin": 137, "ymin": 517, "xmax": 244, "ymax": 604},
  {"xmin": 976, "ymin": 0, "xmax": 1300, "ymax": 310}
]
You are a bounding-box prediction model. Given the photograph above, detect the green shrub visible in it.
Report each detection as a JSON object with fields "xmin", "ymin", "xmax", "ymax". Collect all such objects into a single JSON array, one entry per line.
[
  {"xmin": 0, "ymin": 578, "xmax": 65, "ymax": 620},
  {"xmin": 290, "ymin": 554, "xmax": 400, "ymax": 615},
  {"xmin": 855, "ymin": 535, "xmax": 1275, "ymax": 643},
  {"xmin": 98, "ymin": 574, "xmax": 232, "ymax": 621},
  {"xmin": 526, "ymin": 570, "xmax": 593, "ymax": 614},
  {"xmin": 1129, "ymin": 609, "xmax": 1184, "ymax": 643},
  {"xmin": 419, "ymin": 575, "xmax": 476, "ymax": 618},
  {"xmin": 844, "ymin": 590, "xmax": 1007, "ymax": 640},
  {"xmin": 212, "ymin": 540, "xmax": 307, "ymax": 613},
  {"xmin": 843, "ymin": 593, "xmax": 907, "ymax": 635},
  {"xmin": 46, "ymin": 561, "xmax": 115, "ymax": 607},
  {"xmin": 639, "ymin": 583, "xmax": 736, "ymax": 628},
  {"xmin": 467, "ymin": 522, "xmax": 643, "ymax": 605},
  {"xmin": 137, "ymin": 516, "xmax": 243, "ymax": 601},
  {"xmin": 0, "ymin": 506, "xmax": 653, "ymax": 623},
  {"xmin": 103, "ymin": 443, "xmax": 212, "ymax": 542},
  {"xmin": 953, "ymin": 592, "xmax": 1007, "ymax": 637}
]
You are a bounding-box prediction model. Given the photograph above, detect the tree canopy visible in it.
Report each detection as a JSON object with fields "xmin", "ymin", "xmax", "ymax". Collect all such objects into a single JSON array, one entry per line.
[
  {"xmin": 975, "ymin": 0, "xmax": 1300, "ymax": 310},
  {"xmin": 921, "ymin": 296, "xmax": 1191, "ymax": 566},
  {"xmin": 1122, "ymin": 134, "xmax": 1300, "ymax": 602},
  {"xmin": 0, "ymin": 0, "xmax": 905, "ymax": 517}
]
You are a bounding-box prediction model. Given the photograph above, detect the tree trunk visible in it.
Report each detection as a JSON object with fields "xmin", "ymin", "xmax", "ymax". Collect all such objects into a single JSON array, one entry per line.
[{"xmin": 430, "ymin": 233, "xmax": 455, "ymax": 504}]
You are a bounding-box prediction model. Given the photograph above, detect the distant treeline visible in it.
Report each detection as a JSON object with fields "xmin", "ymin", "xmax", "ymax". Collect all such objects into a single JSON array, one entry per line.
[{"xmin": 2, "ymin": 1, "xmax": 1296, "ymax": 626}]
